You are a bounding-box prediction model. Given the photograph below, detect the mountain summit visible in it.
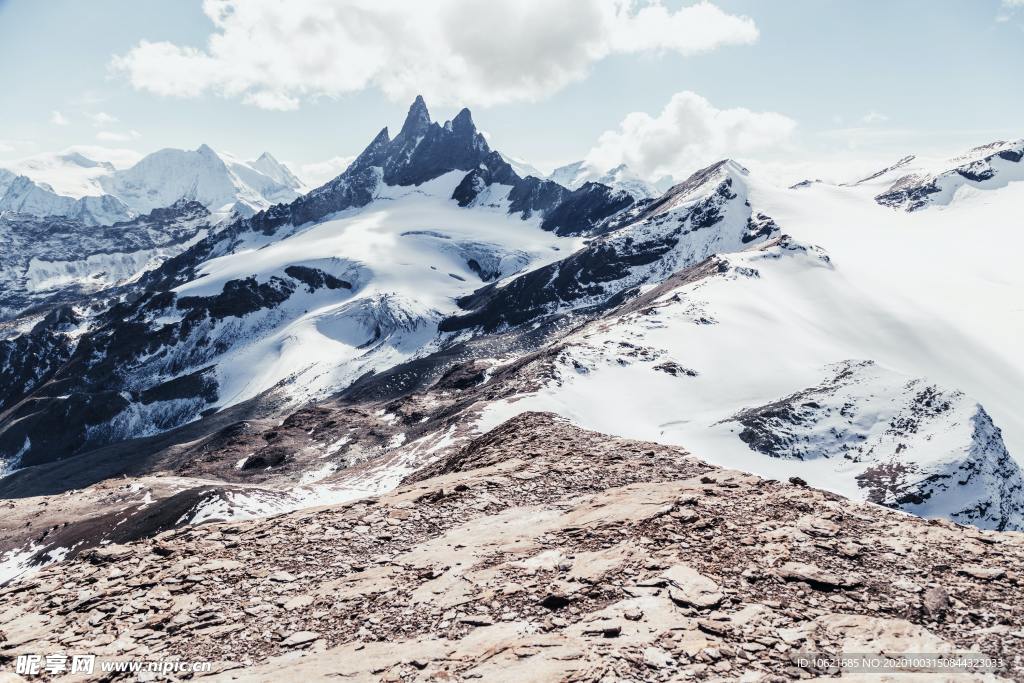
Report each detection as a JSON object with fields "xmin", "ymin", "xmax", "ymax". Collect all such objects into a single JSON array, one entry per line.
[{"xmin": 345, "ymin": 95, "xmax": 492, "ymax": 186}]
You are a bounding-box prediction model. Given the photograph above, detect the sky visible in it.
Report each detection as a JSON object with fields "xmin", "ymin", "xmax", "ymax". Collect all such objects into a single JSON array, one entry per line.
[{"xmin": 1, "ymin": 0, "xmax": 1022, "ymax": 186}]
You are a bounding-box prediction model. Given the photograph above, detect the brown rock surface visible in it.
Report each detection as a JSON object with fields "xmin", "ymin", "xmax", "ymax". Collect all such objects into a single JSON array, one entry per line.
[{"xmin": 1, "ymin": 412, "xmax": 1022, "ymax": 680}]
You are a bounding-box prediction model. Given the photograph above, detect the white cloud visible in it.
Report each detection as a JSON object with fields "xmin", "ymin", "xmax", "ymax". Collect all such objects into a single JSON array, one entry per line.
[
  {"xmin": 50, "ymin": 110, "xmax": 69, "ymax": 126},
  {"xmin": 96, "ymin": 130, "xmax": 141, "ymax": 142},
  {"xmin": 91, "ymin": 112, "xmax": 119, "ymax": 127},
  {"xmin": 861, "ymin": 111, "xmax": 888, "ymax": 124},
  {"xmin": 583, "ymin": 91, "xmax": 796, "ymax": 181},
  {"xmin": 300, "ymin": 155, "xmax": 355, "ymax": 187},
  {"xmin": 1002, "ymin": 0, "xmax": 1024, "ymax": 6},
  {"xmin": 111, "ymin": 0, "xmax": 758, "ymax": 109},
  {"xmin": 243, "ymin": 91, "xmax": 300, "ymax": 111}
]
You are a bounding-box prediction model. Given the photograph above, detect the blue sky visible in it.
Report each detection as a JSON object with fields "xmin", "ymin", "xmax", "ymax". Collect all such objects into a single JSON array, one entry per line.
[{"xmin": 1, "ymin": 0, "xmax": 1021, "ymax": 184}]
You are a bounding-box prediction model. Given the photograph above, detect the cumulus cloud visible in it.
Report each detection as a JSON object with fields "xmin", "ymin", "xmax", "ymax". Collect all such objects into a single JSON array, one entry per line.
[
  {"xmin": 583, "ymin": 91, "xmax": 796, "ymax": 181},
  {"xmin": 50, "ymin": 110, "xmax": 69, "ymax": 126},
  {"xmin": 861, "ymin": 111, "xmax": 888, "ymax": 124},
  {"xmin": 300, "ymin": 155, "xmax": 355, "ymax": 187},
  {"xmin": 111, "ymin": 0, "xmax": 758, "ymax": 109}
]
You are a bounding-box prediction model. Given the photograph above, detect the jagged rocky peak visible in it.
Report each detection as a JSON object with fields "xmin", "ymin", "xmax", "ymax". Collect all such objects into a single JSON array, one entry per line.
[
  {"xmin": 398, "ymin": 94, "xmax": 432, "ymax": 138},
  {"xmin": 346, "ymin": 95, "xmax": 491, "ymax": 187}
]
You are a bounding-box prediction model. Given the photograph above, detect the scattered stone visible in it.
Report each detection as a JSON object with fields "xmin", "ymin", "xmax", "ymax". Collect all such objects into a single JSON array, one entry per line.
[
  {"xmin": 921, "ymin": 586, "xmax": 950, "ymax": 618},
  {"xmin": 1, "ymin": 413, "xmax": 1021, "ymax": 681},
  {"xmin": 283, "ymin": 595, "xmax": 314, "ymax": 611},
  {"xmin": 281, "ymin": 631, "xmax": 319, "ymax": 647},
  {"xmin": 660, "ymin": 564, "xmax": 724, "ymax": 608},
  {"xmin": 777, "ymin": 562, "xmax": 862, "ymax": 590},
  {"xmin": 958, "ymin": 565, "xmax": 1005, "ymax": 581}
]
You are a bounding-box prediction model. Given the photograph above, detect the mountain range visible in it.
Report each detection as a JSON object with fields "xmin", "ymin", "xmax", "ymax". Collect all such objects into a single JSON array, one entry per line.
[
  {"xmin": 1, "ymin": 96, "xmax": 1023, "ymax": 593},
  {"xmin": 0, "ymin": 145, "xmax": 307, "ymax": 226}
]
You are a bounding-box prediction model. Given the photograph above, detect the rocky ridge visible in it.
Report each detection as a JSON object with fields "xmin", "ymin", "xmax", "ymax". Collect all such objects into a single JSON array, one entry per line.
[{"xmin": 1, "ymin": 413, "xmax": 1022, "ymax": 680}]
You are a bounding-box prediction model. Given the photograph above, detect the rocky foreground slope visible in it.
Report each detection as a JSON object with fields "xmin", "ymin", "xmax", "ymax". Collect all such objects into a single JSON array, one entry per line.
[{"xmin": 1, "ymin": 413, "xmax": 1021, "ymax": 681}]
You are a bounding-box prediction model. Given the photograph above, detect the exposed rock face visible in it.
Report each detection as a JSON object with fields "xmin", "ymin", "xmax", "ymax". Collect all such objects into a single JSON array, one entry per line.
[
  {"xmin": 0, "ymin": 199, "xmax": 211, "ymax": 321},
  {"xmin": 1, "ymin": 413, "xmax": 1021, "ymax": 680},
  {"xmin": 0, "ymin": 307, "xmax": 79, "ymax": 417}
]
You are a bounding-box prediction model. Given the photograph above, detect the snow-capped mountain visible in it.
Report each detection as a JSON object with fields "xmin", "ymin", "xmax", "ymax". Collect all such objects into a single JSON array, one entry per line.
[
  {"xmin": 726, "ymin": 360, "xmax": 1023, "ymax": 530},
  {"xmin": 98, "ymin": 145, "xmax": 305, "ymax": 219},
  {"xmin": 249, "ymin": 151, "xmax": 308, "ymax": 194},
  {"xmin": 497, "ymin": 152, "xmax": 544, "ymax": 179},
  {"xmin": 857, "ymin": 139, "xmax": 1024, "ymax": 211},
  {"xmin": 442, "ymin": 159, "xmax": 776, "ymax": 332},
  {"xmin": 549, "ymin": 160, "xmax": 663, "ymax": 199},
  {"xmin": 1, "ymin": 146, "xmax": 307, "ymax": 225},
  {"xmin": 1, "ymin": 150, "xmax": 118, "ymax": 197},
  {"xmin": 0, "ymin": 169, "xmax": 132, "ymax": 225},
  {"xmin": 1, "ymin": 98, "xmax": 1022, "ymax": 540},
  {"xmin": 471, "ymin": 143, "xmax": 1024, "ymax": 530}
]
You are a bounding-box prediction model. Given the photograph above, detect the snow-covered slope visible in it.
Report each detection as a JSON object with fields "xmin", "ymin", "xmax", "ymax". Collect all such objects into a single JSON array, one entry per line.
[
  {"xmin": 442, "ymin": 159, "xmax": 777, "ymax": 332},
  {"xmin": 168, "ymin": 171, "xmax": 575, "ymax": 412},
  {"xmin": 727, "ymin": 360, "xmax": 1023, "ymax": 530},
  {"xmin": 98, "ymin": 145, "xmax": 304, "ymax": 219}
]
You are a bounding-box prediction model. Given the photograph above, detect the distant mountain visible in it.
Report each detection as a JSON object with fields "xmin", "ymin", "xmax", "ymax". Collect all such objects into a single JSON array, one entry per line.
[
  {"xmin": 549, "ymin": 160, "xmax": 662, "ymax": 199},
  {"xmin": 250, "ymin": 152, "xmax": 308, "ymax": 194},
  {"xmin": 2, "ymin": 151, "xmax": 117, "ymax": 197},
  {"xmin": 1, "ymin": 146, "xmax": 307, "ymax": 225},
  {"xmin": 857, "ymin": 139, "xmax": 1024, "ymax": 211},
  {"xmin": 0, "ymin": 96, "xmax": 638, "ymax": 468},
  {"xmin": 443, "ymin": 159, "xmax": 774, "ymax": 332},
  {"xmin": 98, "ymin": 144, "xmax": 305, "ymax": 218},
  {"xmin": 497, "ymin": 152, "xmax": 544, "ymax": 179},
  {"xmin": 0, "ymin": 169, "xmax": 132, "ymax": 226}
]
